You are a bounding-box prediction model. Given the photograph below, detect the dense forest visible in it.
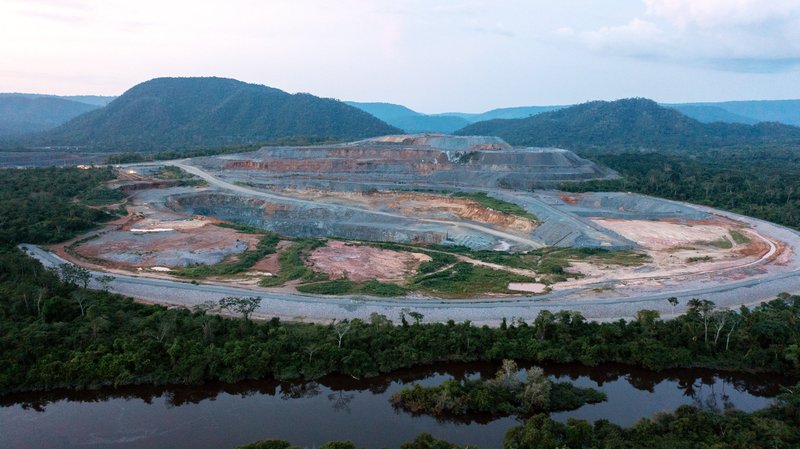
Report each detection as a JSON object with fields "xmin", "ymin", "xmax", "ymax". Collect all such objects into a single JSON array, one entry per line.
[
  {"xmin": 0, "ymin": 166, "xmax": 122, "ymax": 245},
  {"xmin": 12, "ymin": 77, "xmax": 399, "ymax": 151},
  {"xmin": 561, "ymin": 146, "xmax": 800, "ymax": 230}
]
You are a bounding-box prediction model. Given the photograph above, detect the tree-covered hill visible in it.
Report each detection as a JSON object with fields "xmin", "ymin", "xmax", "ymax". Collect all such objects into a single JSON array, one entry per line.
[
  {"xmin": 0, "ymin": 94, "xmax": 100, "ymax": 137},
  {"xmin": 455, "ymin": 98, "xmax": 800, "ymax": 150},
  {"xmin": 24, "ymin": 77, "xmax": 400, "ymax": 150}
]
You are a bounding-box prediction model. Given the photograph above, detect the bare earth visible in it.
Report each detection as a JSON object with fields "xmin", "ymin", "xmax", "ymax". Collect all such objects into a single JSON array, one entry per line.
[{"xmin": 308, "ymin": 241, "xmax": 431, "ymax": 283}]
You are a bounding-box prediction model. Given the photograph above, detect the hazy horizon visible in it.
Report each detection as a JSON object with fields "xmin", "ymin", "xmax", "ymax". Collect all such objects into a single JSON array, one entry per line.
[{"xmin": 2, "ymin": 0, "xmax": 799, "ymax": 114}]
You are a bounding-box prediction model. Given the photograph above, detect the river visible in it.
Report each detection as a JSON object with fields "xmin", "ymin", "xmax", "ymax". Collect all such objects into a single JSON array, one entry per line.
[{"xmin": 1, "ymin": 363, "xmax": 793, "ymax": 449}]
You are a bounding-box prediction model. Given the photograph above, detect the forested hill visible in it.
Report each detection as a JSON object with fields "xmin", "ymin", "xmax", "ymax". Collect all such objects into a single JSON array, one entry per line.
[
  {"xmin": 455, "ymin": 98, "xmax": 800, "ymax": 150},
  {"xmin": 24, "ymin": 77, "xmax": 400, "ymax": 151},
  {"xmin": 0, "ymin": 94, "xmax": 100, "ymax": 137}
]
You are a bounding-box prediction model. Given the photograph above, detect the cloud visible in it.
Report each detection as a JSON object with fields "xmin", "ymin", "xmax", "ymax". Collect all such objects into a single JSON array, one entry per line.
[
  {"xmin": 644, "ymin": 0, "xmax": 800, "ymax": 28},
  {"xmin": 566, "ymin": 0, "xmax": 800, "ymax": 72}
]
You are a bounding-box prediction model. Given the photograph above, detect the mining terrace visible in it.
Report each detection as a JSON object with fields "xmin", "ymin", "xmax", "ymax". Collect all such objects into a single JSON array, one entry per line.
[{"xmin": 26, "ymin": 135, "xmax": 800, "ymax": 324}]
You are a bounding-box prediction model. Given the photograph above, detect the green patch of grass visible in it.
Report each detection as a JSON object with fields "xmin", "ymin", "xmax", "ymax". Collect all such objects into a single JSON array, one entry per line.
[
  {"xmin": 259, "ymin": 239, "xmax": 328, "ymax": 287},
  {"xmin": 561, "ymin": 247, "xmax": 651, "ymax": 266},
  {"xmin": 687, "ymin": 256, "xmax": 713, "ymax": 263},
  {"xmin": 215, "ymin": 222, "xmax": 269, "ymax": 234},
  {"xmin": 451, "ymin": 192, "xmax": 538, "ymax": 221},
  {"xmin": 173, "ymin": 232, "xmax": 280, "ymax": 278},
  {"xmin": 153, "ymin": 165, "xmax": 207, "ymax": 187},
  {"xmin": 730, "ymin": 229, "xmax": 751, "ymax": 244},
  {"xmin": 296, "ymin": 279, "xmax": 408, "ymax": 297},
  {"xmin": 411, "ymin": 262, "xmax": 535, "ymax": 297},
  {"xmin": 703, "ymin": 237, "xmax": 733, "ymax": 249},
  {"xmin": 417, "ymin": 252, "xmax": 458, "ymax": 273}
]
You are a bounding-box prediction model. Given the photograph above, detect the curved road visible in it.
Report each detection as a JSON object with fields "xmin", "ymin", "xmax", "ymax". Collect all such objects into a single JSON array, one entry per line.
[{"xmin": 22, "ymin": 233, "xmax": 800, "ymax": 326}]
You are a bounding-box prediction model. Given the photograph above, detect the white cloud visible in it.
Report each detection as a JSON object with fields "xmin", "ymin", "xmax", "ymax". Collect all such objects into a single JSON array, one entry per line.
[
  {"xmin": 569, "ymin": 0, "xmax": 800, "ymax": 72},
  {"xmin": 583, "ymin": 18, "xmax": 666, "ymax": 56},
  {"xmin": 644, "ymin": 0, "xmax": 800, "ymax": 28}
]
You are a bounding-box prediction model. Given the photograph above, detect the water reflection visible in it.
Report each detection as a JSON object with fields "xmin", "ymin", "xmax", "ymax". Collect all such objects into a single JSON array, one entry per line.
[
  {"xmin": 1, "ymin": 363, "xmax": 795, "ymax": 449},
  {"xmin": 1, "ymin": 363, "xmax": 792, "ymax": 414}
]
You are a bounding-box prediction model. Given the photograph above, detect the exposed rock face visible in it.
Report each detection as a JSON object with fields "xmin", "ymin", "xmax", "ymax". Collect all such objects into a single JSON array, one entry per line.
[{"xmin": 166, "ymin": 192, "xmax": 452, "ymax": 247}]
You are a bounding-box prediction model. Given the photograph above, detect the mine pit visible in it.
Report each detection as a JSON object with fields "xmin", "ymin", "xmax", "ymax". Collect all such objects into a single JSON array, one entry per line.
[{"xmin": 44, "ymin": 135, "xmax": 800, "ymax": 306}]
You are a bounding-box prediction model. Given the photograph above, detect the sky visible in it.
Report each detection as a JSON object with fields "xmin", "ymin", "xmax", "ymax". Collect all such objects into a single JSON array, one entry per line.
[{"xmin": 1, "ymin": 0, "xmax": 799, "ymax": 113}]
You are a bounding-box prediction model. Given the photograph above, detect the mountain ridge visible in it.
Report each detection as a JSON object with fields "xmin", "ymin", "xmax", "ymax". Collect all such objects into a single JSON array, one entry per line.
[
  {"xmin": 454, "ymin": 98, "xmax": 800, "ymax": 149},
  {"xmin": 19, "ymin": 77, "xmax": 399, "ymax": 150}
]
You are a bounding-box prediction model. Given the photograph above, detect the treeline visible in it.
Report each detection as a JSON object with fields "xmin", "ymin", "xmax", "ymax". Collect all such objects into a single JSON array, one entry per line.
[
  {"xmin": 105, "ymin": 136, "xmax": 343, "ymax": 164},
  {"xmin": 2, "ymin": 242, "xmax": 799, "ymax": 394},
  {"xmin": 0, "ymin": 166, "xmax": 122, "ymax": 245},
  {"xmin": 562, "ymin": 147, "xmax": 800, "ymax": 229}
]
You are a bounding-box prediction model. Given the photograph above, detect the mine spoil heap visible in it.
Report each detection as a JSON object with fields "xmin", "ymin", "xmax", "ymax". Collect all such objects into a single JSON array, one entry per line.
[
  {"xmin": 164, "ymin": 135, "xmax": 644, "ymax": 250},
  {"xmin": 197, "ymin": 134, "xmax": 618, "ymax": 191}
]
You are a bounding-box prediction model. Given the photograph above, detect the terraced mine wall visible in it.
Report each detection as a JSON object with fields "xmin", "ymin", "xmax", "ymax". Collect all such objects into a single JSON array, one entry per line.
[
  {"xmin": 544, "ymin": 192, "xmax": 711, "ymax": 220},
  {"xmin": 166, "ymin": 192, "xmax": 511, "ymax": 250},
  {"xmin": 195, "ymin": 143, "xmax": 616, "ymax": 190}
]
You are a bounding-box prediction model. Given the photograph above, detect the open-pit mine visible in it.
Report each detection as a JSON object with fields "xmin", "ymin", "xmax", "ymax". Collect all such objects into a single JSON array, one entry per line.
[{"xmin": 25, "ymin": 135, "xmax": 800, "ymax": 324}]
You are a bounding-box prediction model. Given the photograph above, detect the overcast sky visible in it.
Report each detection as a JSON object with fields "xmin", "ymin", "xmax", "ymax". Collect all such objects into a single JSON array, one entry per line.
[{"xmin": 1, "ymin": 0, "xmax": 799, "ymax": 113}]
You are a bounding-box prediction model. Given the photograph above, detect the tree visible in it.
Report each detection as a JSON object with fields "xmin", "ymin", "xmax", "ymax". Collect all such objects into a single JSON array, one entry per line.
[
  {"xmin": 493, "ymin": 359, "xmax": 521, "ymax": 390},
  {"xmin": 688, "ymin": 298, "xmax": 715, "ymax": 343},
  {"xmin": 408, "ymin": 311, "xmax": 424, "ymax": 325},
  {"xmin": 333, "ymin": 319, "xmax": 352, "ymax": 348},
  {"xmin": 521, "ymin": 366, "xmax": 551, "ymax": 410},
  {"xmin": 95, "ymin": 274, "xmax": 115, "ymax": 291},
  {"xmin": 192, "ymin": 300, "xmax": 218, "ymax": 315},
  {"xmin": 59, "ymin": 263, "xmax": 91, "ymax": 289},
  {"xmin": 667, "ymin": 297, "xmax": 679, "ymax": 316},
  {"xmin": 218, "ymin": 296, "xmax": 261, "ymax": 321},
  {"xmin": 71, "ymin": 290, "xmax": 89, "ymax": 317}
]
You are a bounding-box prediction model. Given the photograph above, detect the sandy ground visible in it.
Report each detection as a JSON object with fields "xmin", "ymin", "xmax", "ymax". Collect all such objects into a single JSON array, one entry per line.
[
  {"xmin": 592, "ymin": 218, "xmax": 732, "ymax": 250},
  {"xmin": 308, "ymin": 241, "xmax": 431, "ymax": 283},
  {"xmin": 508, "ymin": 283, "xmax": 548, "ymax": 293},
  {"xmin": 554, "ymin": 219, "xmax": 782, "ymax": 291}
]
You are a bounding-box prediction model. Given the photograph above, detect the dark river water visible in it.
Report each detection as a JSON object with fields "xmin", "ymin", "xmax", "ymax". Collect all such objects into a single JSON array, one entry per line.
[{"xmin": 1, "ymin": 363, "xmax": 794, "ymax": 449}]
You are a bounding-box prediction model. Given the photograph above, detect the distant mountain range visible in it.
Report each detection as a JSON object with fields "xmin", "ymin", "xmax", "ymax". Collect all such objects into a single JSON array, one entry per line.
[
  {"xmin": 2, "ymin": 76, "xmax": 800, "ymax": 151},
  {"xmin": 344, "ymin": 102, "xmax": 471, "ymax": 134},
  {"xmin": 455, "ymin": 98, "xmax": 800, "ymax": 150},
  {"xmin": 0, "ymin": 94, "xmax": 115, "ymax": 137},
  {"xmin": 346, "ymin": 99, "xmax": 800, "ymax": 134},
  {"xmin": 7, "ymin": 77, "xmax": 398, "ymax": 150},
  {"xmin": 345, "ymin": 102, "xmax": 564, "ymax": 133}
]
